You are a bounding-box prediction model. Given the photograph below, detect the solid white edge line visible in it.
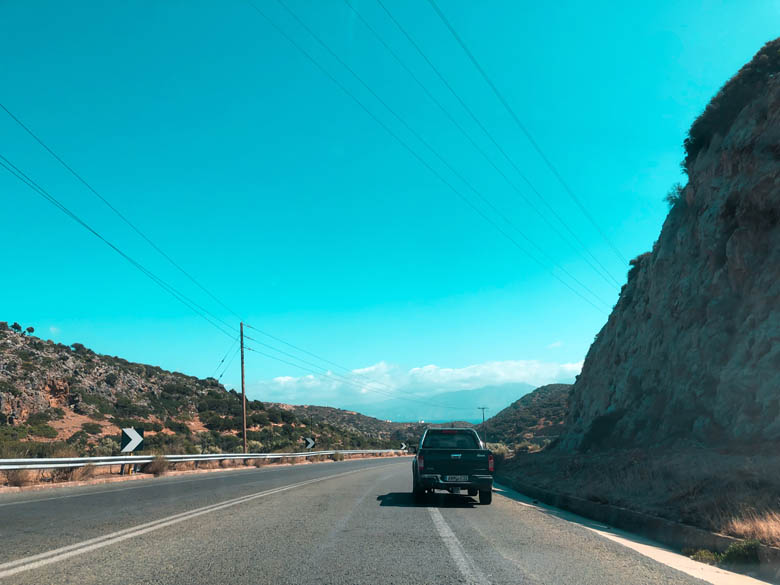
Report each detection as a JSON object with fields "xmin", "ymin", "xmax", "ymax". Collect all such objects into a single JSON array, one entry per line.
[
  {"xmin": 0, "ymin": 465, "xmax": 399, "ymax": 580},
  {"xmin": 493, "ymin": 483, "xmax": 770, "ymax": 585},
  {"xmin": 428, "ymin": 506, "xmax": 490, "ymax": 585}
]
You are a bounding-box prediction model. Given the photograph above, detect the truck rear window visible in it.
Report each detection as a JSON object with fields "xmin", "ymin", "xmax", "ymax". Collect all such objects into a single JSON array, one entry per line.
[{"xmin": 422, "ymin": 430, "xmax": 480, "ymax": 449}]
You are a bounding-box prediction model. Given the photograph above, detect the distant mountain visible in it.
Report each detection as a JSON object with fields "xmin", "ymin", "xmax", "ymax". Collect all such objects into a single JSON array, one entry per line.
[
  {"xmin": 356, "ymin": 382, "xmax": 534, "ymax": 423},
  {"xmin": 478, "ymin": 383, "xmax": 571, "ymax": 449}
]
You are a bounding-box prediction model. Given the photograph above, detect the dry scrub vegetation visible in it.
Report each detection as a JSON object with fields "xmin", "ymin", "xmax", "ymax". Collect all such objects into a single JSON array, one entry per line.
[
  {"xmin": 502, "ymin": 448, "xmax": 780, "ymax": 546},
  {"xmin": 3, "ymin": 469, "xmax": 38, "ymax": 487}
]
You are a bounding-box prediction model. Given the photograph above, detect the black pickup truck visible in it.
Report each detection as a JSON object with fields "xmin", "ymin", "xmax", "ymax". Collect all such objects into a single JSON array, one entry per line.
[{"xmin": 411, "ymin": 427, "xmax": 494, "ymax": 504}]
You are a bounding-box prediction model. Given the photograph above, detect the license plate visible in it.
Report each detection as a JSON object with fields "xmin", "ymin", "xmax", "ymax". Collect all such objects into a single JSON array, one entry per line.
[{"xmin": 445, "ymin": 475, "xmax": 468, "ymax": 482}]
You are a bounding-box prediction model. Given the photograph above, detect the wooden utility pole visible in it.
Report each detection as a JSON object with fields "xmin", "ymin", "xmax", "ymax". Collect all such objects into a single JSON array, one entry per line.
[
  {"xmin": 241, "ymin": 321, "xmax": 247, "ymax": 454},
  {"xmin": 478, "ymin": 407, "xmax": 488, "ymax": 444}
]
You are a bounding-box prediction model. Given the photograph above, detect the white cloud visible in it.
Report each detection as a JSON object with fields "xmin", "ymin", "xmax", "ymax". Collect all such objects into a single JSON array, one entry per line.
[
  {"xmin": 248, "ymin": 358, "xmax": 581, "ymax": 410},
  {"xmin": 547, "ymin": 340, "xmax": 563, "ymax": 349},
  {"xmin": 49, "ymin": 326, "xmax": 60, "ymax": 335}
]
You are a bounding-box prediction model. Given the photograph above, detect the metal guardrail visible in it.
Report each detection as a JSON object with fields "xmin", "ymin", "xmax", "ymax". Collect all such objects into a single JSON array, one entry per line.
[{"xmin": 0, "ymin": 449, "xmax": 406, "ymax": 470}]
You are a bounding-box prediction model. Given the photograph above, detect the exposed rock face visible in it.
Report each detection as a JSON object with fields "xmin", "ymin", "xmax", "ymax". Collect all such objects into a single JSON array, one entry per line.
[{"xmin": 561, "ymin": 39, "xmax": 780, "ymax": 450}]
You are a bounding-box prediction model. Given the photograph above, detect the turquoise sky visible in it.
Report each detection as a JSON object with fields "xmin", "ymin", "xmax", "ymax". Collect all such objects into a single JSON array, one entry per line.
[{"xmin": 2, "ymin": 1, "xmax": 777, "ymax": 411}]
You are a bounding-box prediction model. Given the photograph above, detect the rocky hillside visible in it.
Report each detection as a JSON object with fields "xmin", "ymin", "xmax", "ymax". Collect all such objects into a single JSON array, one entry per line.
[
  {"xmin": 478, "ymin": 384, "xmax": 570, "ymax": 450},
  {"xmin": 560, "ymin": 39, "xmax": 780, "ymax": 451},
  {"xmin": 267, "ymin": 403, "xmax": 427, "ymax": 446},
  {"xmin": 0, "ymin": 323, "xmax": 401, "ymax": 456}
]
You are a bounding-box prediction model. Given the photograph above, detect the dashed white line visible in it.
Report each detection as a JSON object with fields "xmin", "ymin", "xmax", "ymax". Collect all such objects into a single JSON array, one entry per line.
[{"xmin": 0, "ymin": 467, "xmax": 376, "ymax": 580}]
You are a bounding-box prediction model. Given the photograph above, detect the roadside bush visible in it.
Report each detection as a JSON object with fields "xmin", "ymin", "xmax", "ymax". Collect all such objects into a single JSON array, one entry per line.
[
  {"xmin": 720, "ymin": 539, "xmax": 760, "ymax": 566},
  {"xmin": 142, "ymin": 455, "xmax": 169, "ymax": 477},
  {"xmin": 331, "ymin": 451, "xmax": 344, "ymax": 462},
  {"xmin": 164, "ymin": 418, "xmax": 191, "ymax": 435},
  {"xmin": 28, "ymin": 423, "xmax": 58, "ymax": 438},
  {"xmin": 4, "ymin": 469, "xmax": 38, "ymax": 486},
  {"xmin": 172, "ymin": 461, "xmax": 196, "ymax": 471},
  {"xmin": 52, "ymin": 463, "xmax": 95, "ymax": 483},
  {"xmin": 686, "ymin": 549, "xmax": 720, "ymax": 565},
  {"xmin": 81, "ymin": 422, "xmax": 102, "ymax": 435},
  {"xmin": 67, "ymin": 430, "xmax": 90, "ymax": 445},
  {"xmin": 26, "ymin": 411, "xmax": 53, "ymax": 425},
  {"xmin": 114, "ymin": 397, "xmax": 150, "ymax": 419},
  {"xmin": 487, "ymin": 442, "xmax": 511, "ymax": 469},
  {"xmin": 90, "ymin": 437, "xmax": 119, "ymax": 456}
]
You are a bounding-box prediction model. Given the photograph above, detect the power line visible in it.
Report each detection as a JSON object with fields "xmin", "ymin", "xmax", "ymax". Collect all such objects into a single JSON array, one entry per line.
[
  {"xmin": 250, "ymin": 0, "xmax": 608, "ymax": 313},
  {"xmin": 0, "ymin": 153, "xmax": 237, "ymax": 340},
  {"xmin": 212, "ymin": 337, "xmax": 239, "ymax": 378},
  {"xmin": 347, "ymin": 0, "xmax": 621, "ymax": 289},
  {"xmin": 218, "ymin": 346, "xmax": 241, "ymax": 381},
  {"xmin": 1, "ymin": 104, "xmax": 452, "ymax": 399},
  {"xmin": 0, "ymin": 102, "xmax": 412, "ymax": 392},
  {"xmin": 244, "ymin": 344, "xmax": 473, "ymax": 410},
  {"xmin": 276, "ymin": 0, "xmax": 608, "ymax": 310},
  {"xmin": 426, "ymin": 0, "xmax": 628, "ymax": 265},
  {"xmin": 0, "ymin": 101, "xmax": 244, "ymax": 321},
  {"xmin": 244, "ymin": 326, "xmax": 435, "ymax": 400},
  {"xmin": 243, "ymin": 335, "xmax": 467, "ymax": 409}
]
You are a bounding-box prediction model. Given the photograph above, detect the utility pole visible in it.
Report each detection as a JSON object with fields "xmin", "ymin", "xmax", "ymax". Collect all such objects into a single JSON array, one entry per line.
[
  {"xmin": 240, "ymin": 322, "xmax": 247, "ymax": 454},
  {"xmin": 478, "ymin": 407, "xmax": 488, "ymax": 445}
]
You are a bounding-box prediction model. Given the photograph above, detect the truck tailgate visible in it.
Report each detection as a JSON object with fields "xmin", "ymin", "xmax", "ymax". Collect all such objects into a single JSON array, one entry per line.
[{"xmin": 420, "ymin": 449, "xmax": 490, "ymax": 475}]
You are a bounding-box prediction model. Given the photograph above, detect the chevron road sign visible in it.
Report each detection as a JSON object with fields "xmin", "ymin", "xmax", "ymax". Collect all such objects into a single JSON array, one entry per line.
[
  {"xmin": 304, "ymin": 437, "xmax": 315, "ymax": 449},
  {"xmin": 401, "ymin": 443, "xmax": 407, "ymax": 450},
  {"xmin": 120, "ymin": 427, "xmax": 144, "ymax": 453}
]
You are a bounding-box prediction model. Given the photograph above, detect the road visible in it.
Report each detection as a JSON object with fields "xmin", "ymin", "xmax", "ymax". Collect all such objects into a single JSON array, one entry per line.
[{"xmin": 0, "ymin": 457, "xmax": 740, "ymax": 584}]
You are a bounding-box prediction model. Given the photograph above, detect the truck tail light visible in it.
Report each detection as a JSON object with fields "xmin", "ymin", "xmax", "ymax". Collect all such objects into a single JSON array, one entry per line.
[
  {"xmin": 418, "ymin": 455, "xmax": 424, "ymax": 472},
  {"xmin": 488, "ymin": 454, "xmax": 494, "ymax": 472}
]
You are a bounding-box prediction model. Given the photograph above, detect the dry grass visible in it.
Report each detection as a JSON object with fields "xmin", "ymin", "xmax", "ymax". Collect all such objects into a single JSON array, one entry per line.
[
  {"xmin": 502, "ymin": 447, "xmax": 780, "ymax": 546},
  {"xmin": 142, "ymin": 456, "xmax": 169, "ymax": 477},
  {"xmin": 4, "ymin": 469, "xmax": 38, "ymax": 487},
  {"xmin": 253, "ymin": 458, "xmax": 268, "ymax": 468},
  {"xmin": 172, "ymin": 461, "xmax": 195, "ymax": 471},
  {"xmin": 724, "ymin": 511, "xmax": 780, "ymax": 547},
  {"xmin": 69, "ymin": 464, "xmax": 95, "ymax": 481}
]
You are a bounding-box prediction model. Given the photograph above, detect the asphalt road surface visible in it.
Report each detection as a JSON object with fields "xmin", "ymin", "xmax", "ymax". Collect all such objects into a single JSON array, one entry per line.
[{"xmin": 0, "ymin": 458, "xmax": 724, "ymax": 584}]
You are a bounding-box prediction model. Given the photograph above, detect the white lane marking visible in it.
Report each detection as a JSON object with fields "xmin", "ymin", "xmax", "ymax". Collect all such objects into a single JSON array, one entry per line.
[
  {"xmin": 494, "ymin": 484, "xmax": 769, "ymax": 585},
  {"xmin": 0, "ymin": 470, "xmax": 255, "ymax": 508},
  {"xmin": 428, "ymin": 507, "xmax": 490, "ymax": 585},
  {"xmin": 0, "ymin": 466, "xmax": 385, "ymax": 580},
  {"xmin": 0, "ymin": 457, "xmax": 401, "ymax": 508}
]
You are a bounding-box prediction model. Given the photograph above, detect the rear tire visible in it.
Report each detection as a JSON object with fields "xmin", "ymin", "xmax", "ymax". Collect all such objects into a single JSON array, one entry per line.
[
  {"xmin": 479, "ymin": 489, "xmax": 492, "ymax": 505},
  {"xmin": 468, "ymin": 488, "xmax": 478, "ymax": 497}
]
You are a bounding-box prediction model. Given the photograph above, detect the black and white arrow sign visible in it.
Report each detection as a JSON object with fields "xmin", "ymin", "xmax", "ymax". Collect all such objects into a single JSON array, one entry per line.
[
  {"xmin": 401, "ymin": 443, "xmax": 407, "ymax": 450},
  {"xmin": 121, "ymin": 427, "xmax": 144, "ymax": 453},
  {"xmin": 304, "ymin": 437, "xmax": 315, "ymax": 449}
]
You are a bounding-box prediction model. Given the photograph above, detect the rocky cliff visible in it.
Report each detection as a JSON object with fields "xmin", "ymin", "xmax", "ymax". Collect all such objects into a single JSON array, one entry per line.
[{"xmin": 561, "ymin": 39, "xmax": 780, "ymax": 450}]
